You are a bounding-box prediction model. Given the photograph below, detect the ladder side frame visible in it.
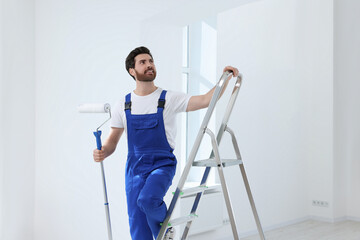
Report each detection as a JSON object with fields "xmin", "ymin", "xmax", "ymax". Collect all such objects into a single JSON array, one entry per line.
[
  {"xmin": 225, "ymin": 126, "xmax": 266, "ymax": 240},
  {"xmin": 206, "ymin": 128, "xmax": 239, "ymax": 240},
  {"xmin": 181, "ymin": 75, "xmax": 242, "ymax": 240},
  {"xmin": 156, "ymin": 71, "xmax": 234, "ymax": 240}
]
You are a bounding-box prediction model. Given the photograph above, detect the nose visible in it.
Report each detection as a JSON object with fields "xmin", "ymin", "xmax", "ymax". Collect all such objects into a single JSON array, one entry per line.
[{"xmin": 146, "ymin": 64, "xmax": 154, "ymax": 70}]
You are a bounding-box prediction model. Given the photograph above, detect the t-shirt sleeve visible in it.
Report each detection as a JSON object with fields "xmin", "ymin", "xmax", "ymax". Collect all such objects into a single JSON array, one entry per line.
[
  {"xmin": 168, "ymin": 90, "xmax": 191, "ymax": 113},
  {"xmin": 110, "ymin": 100, "xmax": 124, "ymax": 128}
]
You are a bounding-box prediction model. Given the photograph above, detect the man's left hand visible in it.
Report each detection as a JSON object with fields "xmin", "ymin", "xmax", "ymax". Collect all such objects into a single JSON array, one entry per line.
[{"xmin": 223, "ymin": 66, "xmax": 239, "ymax": 78}]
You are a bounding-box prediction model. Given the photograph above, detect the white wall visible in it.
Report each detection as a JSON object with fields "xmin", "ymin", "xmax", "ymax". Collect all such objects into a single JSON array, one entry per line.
[
  {"xmin": 334, "ymin": 0, "xmax": 360, "ymax": 220},
  {"xmin": 219, "ymin": 0, "xmax": 333, "ymax": 223},
  {"xmin": 0, "ymin": 0, "xmax": 3, "ymax": 237},
  {"xmin": 191, "ymin": 1, "xmax": 360, "ymax": 239},
  {"xmin": 190, "ymin": 1, "xmax": 334, "ymax": 239},
  {"xmin": 0, "ymin": 0, "xmax": 36, "ymax": 239}
]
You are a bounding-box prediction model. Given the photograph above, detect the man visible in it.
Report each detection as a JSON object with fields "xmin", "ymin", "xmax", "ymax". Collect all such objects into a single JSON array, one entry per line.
[{"xmin": 93, "ymin": 46, "xmax": 238, "ymax": 240}]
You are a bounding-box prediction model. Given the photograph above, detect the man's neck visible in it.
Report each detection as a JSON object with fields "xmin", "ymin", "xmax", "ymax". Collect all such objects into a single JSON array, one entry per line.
[{"xmin": 134, "ymin": 80, "xmax": 157, "ymax": 96}]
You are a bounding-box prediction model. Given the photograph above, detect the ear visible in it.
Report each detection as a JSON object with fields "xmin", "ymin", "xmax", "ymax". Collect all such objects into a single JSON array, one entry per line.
[{"xmin": 129, "ymin": 68, "xmax": 135, "ymax": 77}]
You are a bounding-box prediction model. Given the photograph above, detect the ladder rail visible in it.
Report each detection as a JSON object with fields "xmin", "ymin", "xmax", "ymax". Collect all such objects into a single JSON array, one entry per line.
[
  {"xmin": 181, "ymin": 75, "xmax": 242, "ymax": 239},
  {"xmin": 179, "ymin": 70, "xmax": 234, "ymax": 189},
  {"xmin": 206, "ymin": 128, "xmax": 239, "ymax": 240},
  {"xmin": 157, "ymin": 72, "xmax": 245, "ymax": 240},
  {"xmin": 216, "ymin": 75, "xmax": 242, "ymax": 145},
  {"xmin": 182, "ymin": 73, "xmax": 266, "ymax": 240},
  {"xmin": 225, "ymin": 126, "xmax": 266, "ymax": 240},
  {"xmin": 156, "ymin": 71, "xmax": 235, "ymax": 240},
  {"xmin": 224, "ymin": 126, "xmax": 242, "ymax": 160}
]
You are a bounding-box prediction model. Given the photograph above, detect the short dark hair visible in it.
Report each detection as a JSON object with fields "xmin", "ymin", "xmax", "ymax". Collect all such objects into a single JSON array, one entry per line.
[{"xmin": 125, "ymin": 46, "xmax": 153, "ymax": 80}]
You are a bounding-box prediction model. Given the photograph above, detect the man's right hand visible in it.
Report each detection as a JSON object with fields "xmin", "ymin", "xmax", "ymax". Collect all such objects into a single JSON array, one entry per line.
[
  {"xmin": 93, "ymin": 148, "xmax": 106, "ymax": 162},
  {"xmin": 92, "ymin": 127, "xmax": 124, "ymax": 163}
]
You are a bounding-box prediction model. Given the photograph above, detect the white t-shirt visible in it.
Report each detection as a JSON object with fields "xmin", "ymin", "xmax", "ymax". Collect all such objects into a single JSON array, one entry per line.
[{"xmin": 111, "ymin": 88, "xmax": 191, "ymax": 149}]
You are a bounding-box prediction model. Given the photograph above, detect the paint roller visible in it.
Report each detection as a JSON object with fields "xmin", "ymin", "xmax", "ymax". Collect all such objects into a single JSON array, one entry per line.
[{"xmin": 78, "ymin": 103, "xmax": 113, "ymax": 240}]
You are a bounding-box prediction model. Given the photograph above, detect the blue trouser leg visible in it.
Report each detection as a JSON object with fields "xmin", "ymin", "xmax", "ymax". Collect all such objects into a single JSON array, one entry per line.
[
  {"xmin": 126, "ymin": 177, "xmax": 153, "ymax": 240},
  {"xmin": 137, "ymin": 165, "xmax": 176, "ymax": 238},
  {"xmin": 128, "ymin": 209, "xmax": 153, "ymax": 240}
]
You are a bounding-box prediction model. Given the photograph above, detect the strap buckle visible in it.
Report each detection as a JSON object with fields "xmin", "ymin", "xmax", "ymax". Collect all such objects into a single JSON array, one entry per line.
[
  {"xmin": 157, "ymin": 99, "xmax": 166, "ymax": 108},
  {"xmin": 125, "ymin": 102, "xmax": 132, "ymax": 111}
]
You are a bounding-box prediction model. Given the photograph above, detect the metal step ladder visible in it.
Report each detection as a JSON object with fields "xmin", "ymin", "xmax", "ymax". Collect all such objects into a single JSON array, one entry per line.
[{"xmin": 156, "ymin": 71, "xmax": 266, "ymax": 240}]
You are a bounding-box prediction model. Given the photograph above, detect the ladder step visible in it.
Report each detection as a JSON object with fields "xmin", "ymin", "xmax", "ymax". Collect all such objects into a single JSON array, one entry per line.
[
  {"xmin": 166, "ymin": 214, "xmax": 198, "ymax": 227},
  {"xmin": 193, "ymin": 158, "xmax": 243, "ymax": 168},
  {"xmin": 173, "ymin": 185, "xmax": 208, "ymax": 197}
]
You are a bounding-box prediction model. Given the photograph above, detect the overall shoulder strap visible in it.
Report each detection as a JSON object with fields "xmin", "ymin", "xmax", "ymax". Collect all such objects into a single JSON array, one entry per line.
[
  {"xmin": 124, "ymin": 93, "xmax": 131, "ymax": 112},
  {"xmin": 157, "ymin": 90, "xmax": 167, "ymax": 109}
]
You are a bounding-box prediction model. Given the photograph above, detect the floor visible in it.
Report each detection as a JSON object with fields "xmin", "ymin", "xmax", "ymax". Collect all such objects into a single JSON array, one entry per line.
[{"xmin": 242, "ymin": 220, "xmax": 360, "ymax": 240}]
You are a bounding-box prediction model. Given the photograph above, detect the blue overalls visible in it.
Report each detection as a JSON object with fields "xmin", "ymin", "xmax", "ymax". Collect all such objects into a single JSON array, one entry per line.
[{"xmin": 124, "ymin": 90, "xmax": 177, "ymax": 240}]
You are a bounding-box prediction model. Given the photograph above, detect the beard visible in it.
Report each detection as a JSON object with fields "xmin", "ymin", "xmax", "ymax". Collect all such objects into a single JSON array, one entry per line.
[{"xmin": 135, "ymin": 68, "xmax": 156, "ymax": 82}]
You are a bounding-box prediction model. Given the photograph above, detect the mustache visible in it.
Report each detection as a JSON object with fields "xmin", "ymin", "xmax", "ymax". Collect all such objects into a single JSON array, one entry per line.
[{"xmin": 145, "ymin": 68, "xmax": 154, "ymax": 73}]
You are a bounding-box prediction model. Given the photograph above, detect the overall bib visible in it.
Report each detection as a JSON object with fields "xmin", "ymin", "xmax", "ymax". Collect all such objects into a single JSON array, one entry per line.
[{"xmin": 124, "ymin": 90, "xmax": 177, "ymax": 240}]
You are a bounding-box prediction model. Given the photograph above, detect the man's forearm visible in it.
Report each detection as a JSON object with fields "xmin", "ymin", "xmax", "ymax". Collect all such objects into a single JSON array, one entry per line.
[
  {"xmin": 102, "ymin": 141, "xmax": 117, "ymax": 158},
  {"xmin": 203, "ymin": 74, "xmax": 231, "ymax": 107},
  {"xmin": 102, "ymin": 128, "xmax": 123, "ymax": 159}
]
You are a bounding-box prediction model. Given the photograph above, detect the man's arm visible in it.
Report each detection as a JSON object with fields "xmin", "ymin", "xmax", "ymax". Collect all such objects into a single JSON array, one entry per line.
[
  {"xmin": 93, "ymin": 127, "xmax": 124, "ymax": 162},
  {"xmin": 186, "ymin": 66, "xmax": 239, "ymax": 112}
]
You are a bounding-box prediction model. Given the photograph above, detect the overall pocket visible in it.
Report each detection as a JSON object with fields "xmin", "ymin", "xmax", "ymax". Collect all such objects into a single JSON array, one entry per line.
[{"xmin": 131, "ymin": 118, "xmax": 158, "ymax": 129}]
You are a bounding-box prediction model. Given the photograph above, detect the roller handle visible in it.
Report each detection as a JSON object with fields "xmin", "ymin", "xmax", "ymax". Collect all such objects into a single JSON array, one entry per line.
[
  {"xmin": 93, "ymin": 130, "xmax": 102, "ymax": 150},
  {"xmin": 93, "ymin": 130, "xmax": 113, "ymax": 239}
]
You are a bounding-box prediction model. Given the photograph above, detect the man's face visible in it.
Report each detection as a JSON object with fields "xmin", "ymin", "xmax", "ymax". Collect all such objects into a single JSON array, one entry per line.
[{"xmin": 131, "ymin": 53, "xmax": 157, "ymax": 82}]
